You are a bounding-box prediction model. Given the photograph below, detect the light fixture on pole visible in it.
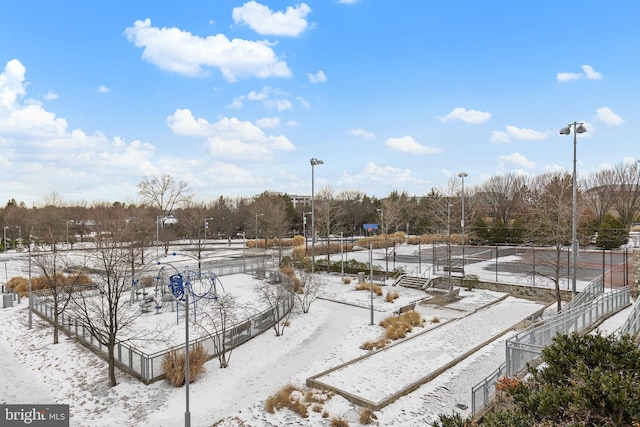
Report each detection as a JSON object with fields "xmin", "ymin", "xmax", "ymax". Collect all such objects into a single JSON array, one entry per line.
[
  {"xmin": 310, "ymin": 157, "xmax": 324, "ymax": 273},
  {"xmin": 560, "ymin": 121, "xmax": 587, "ymax": 295},
  {"xmin": 458, "ymin": 172, "xmax": 468, "ymax": 274},
  {"xmin": 161, "ymin": 292, "xmax": 192, "ymax": 427}
]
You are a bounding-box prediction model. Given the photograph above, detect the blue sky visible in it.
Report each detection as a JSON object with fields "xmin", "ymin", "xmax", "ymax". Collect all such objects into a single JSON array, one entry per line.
[{"xmin": 1, "ymin": 1, "xmax": 638, "ymax": 206}]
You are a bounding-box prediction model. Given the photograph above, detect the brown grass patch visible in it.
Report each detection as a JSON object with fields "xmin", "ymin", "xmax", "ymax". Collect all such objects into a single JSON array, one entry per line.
[
  {"xmin": 385, "ymin": 290, "xmax": 399, "ymax": 302},
  {"xmin": 354, "ymin": 282, "xmax": 383, "ymax": 296},
  {"xmin": 431, "ymin": 316, "xmax": 441, "ymax": 323},
  {"xmin": 264, "ymin": 384, "xmax": 333, "ymax": 419},
  {"xmin": 342, "ymin": 277, "xmax": 351, "ymax": 285},
  {"xmin": 359, "ymin": 407, "xmax": 377, "ymax": 425},
  {"xmin": 330, "ymin": 417, "xmax": 349, "ymax": 427},
  {"xmin": 359, "ymin": 337, "xmax": 387, "ymax": 351},
  {"xmin": 162, "ymin": 343, "xmax": 208, "ymax": 387},
  {"xmin": 378, "ymin": 311, "xmax": 424, "ymax": 341},
  {"xmin": 291, "ymin": 245, "xmax": 306, "ymax": 260}
]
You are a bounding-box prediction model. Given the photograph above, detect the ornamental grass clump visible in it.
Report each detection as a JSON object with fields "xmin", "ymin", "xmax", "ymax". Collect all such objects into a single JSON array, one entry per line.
[{"xmin": 162, "ymin": 343, "xmax": 208, "ymax": 387}]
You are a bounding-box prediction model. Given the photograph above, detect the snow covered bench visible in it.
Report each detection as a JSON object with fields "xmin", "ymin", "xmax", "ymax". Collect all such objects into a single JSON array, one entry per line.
[{"xmin": 393, "ymin": 302, "xmax": 416, "ymax": 316}]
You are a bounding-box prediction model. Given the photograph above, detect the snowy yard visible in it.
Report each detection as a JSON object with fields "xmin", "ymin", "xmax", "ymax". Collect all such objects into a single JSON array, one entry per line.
[{"xmin": 0, "ymin": 243, "xmax": 622, "ymax": 426}]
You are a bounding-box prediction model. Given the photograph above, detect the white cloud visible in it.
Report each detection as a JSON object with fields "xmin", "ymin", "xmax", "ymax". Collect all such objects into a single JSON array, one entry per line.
[
  {"xmin": 338, "ymin": 0, "xmax": 359, "ymax": 3},
  {"xmin": 256, "ymin": 117, "xmax": 280, "ymax": 128},
  {"xmin": 44, "ymin": 91, "xmax": 58, "ymax": 100},
  {"xmin": 0, "ymin": 59, "xmax": 27, "ymax": 109},
  {"xmin": 296, "ymin": 96, "xmax": 311, "ymax": 109},
  {"xmin": 505, "ymin": 125, "xmax": 550, "ymax": 140},
  {"xmin": 339, "ymin": 162, "xmax": 420, "ymax": 188},
  {"xmin": 167, "ymin": 109, "xmax": 295, "ymax": 161},
  {"xmin": 230, "ymin": 86, "xmax": 295, "ymax": 111},
  {"xmin": 351, "ymin": 128, "xmax": 375, "ymax": 138},
  {"xmin": 0, "ymin": 60, "xmax": 68, "ymax": 138},
  {"xmin": 556, "ymin": 72, "xmax": 582, "ymax": 82},
  {"xmin": 557, "ymin": 65, "xmax": 602, "ymax": 82},
  {"xmin": 125, "ymin": 19, "xmax": 291, "ymax": 82},
  {"xmin": 491, "ymin": 131, "xmax": 510, "ymax": 143},
  {"xmin": 232, "ymin": 1, "xmax": 311, "ymax": 37},
  {"xmin": 582, "ymin": 65, "xmax": 602, "ymax": 80},
  {"xmin": 595, "ymin": 107, "xmax": 624, "ymax": 126},
  {"xmin": 96, "ymin": 85, "xmax": 111, "ymax": 94},
  {"xmin": 438, "ymin": 107, "xmax": 491, "ymax": 124},
  {"xmin": 308, "ymin": 70, "xmax": 326, "ymax": 83},
  {"xmin": 499, "ymin": 152, "xmax": 536, "ymax": 169},
  {"xmin": 276, "ymin": 99, "xmax": 292, "ymax": 111},
  {"xmin": 385, "ymin": 136, "xmax": 440, "ymax": 154}
]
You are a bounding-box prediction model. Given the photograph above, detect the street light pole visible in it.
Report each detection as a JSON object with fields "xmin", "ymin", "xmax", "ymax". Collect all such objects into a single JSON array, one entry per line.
[
  {"xmin": 3, "ymin": 226, "xmax": 8, "ymax": 252},
  {"xmin": 255, "ymin": 213, "xmax": 264, "ymax": 251},
  {"xmin": 303, "ymin": 212, "xmax": 312, "ymax": 252},
  {"xmin": 377, "ymin": 209, "xmax": 388, "ymax": 281},
  {"xmin": 310, "ymin": 158, "xmax": 324, "ymax": 273},
  {"xmin": 560, "ymin": 121, "xmax": 587, "ymax": 295},
  {"xmin": 458, "ymin": 172, "xmax": 468, "ymax": 273},
  {"xmin": 161, "ymin": 292, "xmax": 191, "ymax": 427}
]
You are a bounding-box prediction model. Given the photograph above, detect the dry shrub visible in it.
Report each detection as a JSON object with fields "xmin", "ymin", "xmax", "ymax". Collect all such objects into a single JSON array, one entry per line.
[
  {"xmin": 378, "ymin": 311, "xmax": 424, "ymax": 342},
  {"xmin": 331, "ymin": 417, "xmax": 349, "ymax": 427},
  {"xmin": 322, "ymin": 411, "xmax": 329, "ymax": 418},
  {"xmin": 354, "ymin": 282, "xmax": 383, "ymax": 296},
  {"xmin": 291, "ymin": 245, "xmax": 306, "ymax": 260},
  {"xmin": 495, "ymin": 376, "xmax": 522, "ymax": 392},
  {"xmin": 264, "ymin": 383, "xmax": 308, "ymax": 418},
  {"xmin": 7, "ymin": 277, "xmax": 28, "ymax": 295},
  {"xmin": 360, "ymin": 337, "xmax": 387, "ymax": 351},
  {"xmin": 431, "ymin": 316, "xmax": 441, "ymax": 323},
  {"xmin": 162, "ymin": 343, "xmax": 208, "ymax": 387},
  {"xmin": 291, "ymin": 235, "xmax": 305, "ymax": 247},
  {"xmin": 265, "ymin": 384, "xmax": 298, "ymax": 414},
  {"xmin": 359, "ymin": 407, "xmax": 377, "ymax": 425},
  {"xmin": 140, "ymin": 275, "xmax": 154, "ymax": 288},
  {"xmin": 385, "ymin": 290, "xmax": 399, "ymax": 302},
  {"xmin": 312, "ymin": 404, "xmax": 322, "ymax": 413},
  {"xmin": 342, "ymin": 277, "xmax": 351, "ymax": 285},
  {"xmin": 279, "ymin": 265, "xmax": 302, "ymax": 292}
]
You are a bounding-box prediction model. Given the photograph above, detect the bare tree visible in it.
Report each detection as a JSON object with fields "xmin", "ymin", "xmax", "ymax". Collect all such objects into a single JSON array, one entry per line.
[
  {"xmin": 293, "ymin": 270, "xmax": 325, "ymax": 314},
  {"xmin": 30, "ymin": 247, "xmax": 88, "ymax": 344},
  {"xmin": 137, "ymin": 172, "xmax": 193, "ymax": 216},
  {"xmin": 476, "ymin": 173, "xmax": 527, "ymax": 225},
  {"xmin": 610, "ymin": 161, "xmax": 640, "ymax": 229},
  {"xmin": 581, "ymin": 168, "xmax": 615, "ymax": 227},
  {"xmin": 69, "ymin": 211, "xmax": 141, "ymax": 386},
  {"xmin": 524, "ymin": 172, "xmax": 573, "ymax": 311},
  {"xmin": 255, "ymin": 278, "xmax": 294, "ymax": 337},
  {"xmin": 196, "ymin": 294, "xmax": 244, "ymax": 368}
]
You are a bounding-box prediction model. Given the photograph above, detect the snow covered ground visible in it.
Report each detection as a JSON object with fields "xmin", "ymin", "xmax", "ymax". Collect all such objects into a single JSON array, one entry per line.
[{"xmin": 0, "ymin": 243, "xmax": 633, "ymax": 426}]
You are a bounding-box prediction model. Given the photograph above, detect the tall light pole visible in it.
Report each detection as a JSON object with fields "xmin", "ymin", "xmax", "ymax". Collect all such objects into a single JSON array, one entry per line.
[
  {"xmin": 302, "ymin": 212, "xmax": 312, "ymax": 251},
  {"xmin": 3, "ymin": 226, "xmax": 8, "ymax": 252},
  {"xmin": 377, "ymin": 208, "xmax": 388, "ymax": 281},
  {"xmin": 161, "ymin": 292, "xmax": 191, "ymax": 427},
  {"xmin": 458, "ymin": 172, "xmax": 468, "ymax": 273},
  {"xmin": 255, "ymin": 213, "xmax": 264, "ymax": 250},
  {"xmin": 204, "ymin": 218, "xmax": 214, "ymax": 242},
  {"xmin": 310, "ymin": 158, "xmax": 324, "ymax": 273},
  {"xmin": 560, "ymin": 121, "xmax": 587, "ymax": 295}
]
